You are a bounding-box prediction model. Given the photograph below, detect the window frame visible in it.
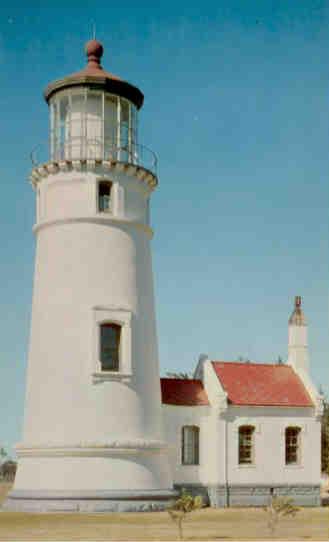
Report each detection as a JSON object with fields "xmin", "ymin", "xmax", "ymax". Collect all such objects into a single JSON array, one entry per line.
[
  {"xmin": 92, "ymin": 306, "xmax": 132, "ymax": 381},
  {"xmin": 238, "ymin": 425, "xmax": 255, "ymax": 465},
  {"xmin": 285, "ymin": 426, "xmax": 301, "ymax": 466},
  {"xmin": 181, "ymin": 425, "xmax": 200, "ymax": 466},
  {"xmin": 97, "ymin": 180, "xmax": 113, "ymax": 214},
  {"xmin": 99, "ymin": 322, "xmax": 121, "ymax": 372}
]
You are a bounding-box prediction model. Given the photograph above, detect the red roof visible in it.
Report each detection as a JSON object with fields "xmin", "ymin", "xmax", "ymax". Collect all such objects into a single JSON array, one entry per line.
[
  {"xmin": 161, "ymin": 378, "xmax": 209, "ymax": 406},
  {"xmin": 212, "ymin": 362, "xmax": 313, "ymax": 407}
]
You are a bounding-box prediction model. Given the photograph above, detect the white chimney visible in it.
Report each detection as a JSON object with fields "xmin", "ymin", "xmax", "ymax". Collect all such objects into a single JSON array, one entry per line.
[{"xmin": 288, "ymin": 296, "xmax": 309, "ymax": 373}]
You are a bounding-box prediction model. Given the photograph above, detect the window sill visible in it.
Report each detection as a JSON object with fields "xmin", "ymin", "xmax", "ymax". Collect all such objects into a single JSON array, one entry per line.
[
  {"xmin": 237, "ymin": 464, "xmax": 257, "ymax": 468},
  {"xmin": 92, "ymin": 372, "xmax": 132, "ymax": 383},
  {"xmin": 284, "ymin": 464, "xmax": 303, "ymax": 469}
]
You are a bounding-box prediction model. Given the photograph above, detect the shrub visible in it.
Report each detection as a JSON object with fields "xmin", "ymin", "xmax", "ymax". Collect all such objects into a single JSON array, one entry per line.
[
  {"xmin": 263, "ymin": 495, "xmax": 299, "ymax": 535},
  {"xmin": 168, "ymin": 488, "xmax": 203, "ymax": 540}
]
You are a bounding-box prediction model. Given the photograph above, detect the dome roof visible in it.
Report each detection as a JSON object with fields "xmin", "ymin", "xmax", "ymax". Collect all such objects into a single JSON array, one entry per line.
[
  {"xmin": 289, "ymin": 296, "xmax": 306, "ymax": 326},
  {"xmin": 44, "ymin": 40, "xmax": 144, "ymax": 109}
]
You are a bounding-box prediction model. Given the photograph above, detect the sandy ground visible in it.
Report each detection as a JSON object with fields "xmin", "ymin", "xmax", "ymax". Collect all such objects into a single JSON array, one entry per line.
[{"xmin": 0, "ymin": 483, "xmax": 328, "ymax": 541}]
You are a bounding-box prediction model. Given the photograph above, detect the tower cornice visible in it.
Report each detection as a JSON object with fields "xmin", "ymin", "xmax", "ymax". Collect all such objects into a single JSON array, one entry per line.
[{"xmin": 30, "ymin": 159, "xmax": 157, "ymax": 189}]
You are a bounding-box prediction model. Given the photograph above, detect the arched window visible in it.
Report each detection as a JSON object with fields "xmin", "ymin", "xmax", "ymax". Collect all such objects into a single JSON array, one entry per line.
[
  {"xmin": 100, "ymin": 323, "xmax": 121, "ymax": 371},
  {"xmin": 285, "ymin": 427, "xmax": 301, "ymax": 465},
  {"xmin": 239, "ymin": 425, "xmax": 255, "ymax": 464},
  {"xmin": 181, "ymin": 426, "xmax": 199, "ymax": 465}
]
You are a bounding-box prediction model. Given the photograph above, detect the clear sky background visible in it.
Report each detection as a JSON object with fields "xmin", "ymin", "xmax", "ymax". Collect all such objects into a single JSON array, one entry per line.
[{"xmin": 0, "ymin": 1, "xmax": 328, "ymax": 455}]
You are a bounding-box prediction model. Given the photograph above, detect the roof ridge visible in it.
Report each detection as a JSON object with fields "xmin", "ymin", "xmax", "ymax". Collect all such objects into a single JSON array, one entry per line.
[
  {"xmin": 160, "ymin": 377, "xmax": 202, "ymax": 382},
  {"xmin": 211, "ymin": 360, "xmax": 288, "ymax": 367}
]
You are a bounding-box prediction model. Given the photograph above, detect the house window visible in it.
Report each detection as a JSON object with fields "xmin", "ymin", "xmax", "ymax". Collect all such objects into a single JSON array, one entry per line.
[
  {"xmin": 100, "ymin": 323, "xmax": 121, "ymax": 371},
  {"xmin": 181, "ymin": 426, "xmax": 199, "ymax": 465},
  {"xmin": 98, "ymin": 181, "xmax": 112, "ymax": 213},
  {"xmin": 239, "ymin": 425, "xmax": 255, "ymax": 464},
  {"xmin": 285, "ymin": 427, "xmax": 301, "ymax": 465}
]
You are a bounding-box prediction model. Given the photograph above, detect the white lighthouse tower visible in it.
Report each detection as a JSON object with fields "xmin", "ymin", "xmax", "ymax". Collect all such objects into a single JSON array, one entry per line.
[{"xmin": 6, "ymin": 39, "xmax": 174, "ymax": 512}]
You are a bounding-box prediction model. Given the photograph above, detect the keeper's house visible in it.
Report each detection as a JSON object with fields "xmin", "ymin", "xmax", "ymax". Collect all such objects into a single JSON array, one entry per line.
[{"xmin": 161, "ymin": 296, "xmax": 323, "ymax": 507}]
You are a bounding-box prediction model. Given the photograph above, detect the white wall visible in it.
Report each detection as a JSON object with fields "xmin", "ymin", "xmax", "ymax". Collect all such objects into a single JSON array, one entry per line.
[
  {"xmin": 163, "ymin": 405, "xmax": 210, "ymax": 485},
  {"xmin": 288, "ymin": 324, "xmax": 309, "ymax": 373},
  {"xmin": 226, "ymin": 405, "xmax": 321, "ymax": 486},
  {"xmin": 39, "ymin": 170, "xmax": 150, "ymax": 226}
]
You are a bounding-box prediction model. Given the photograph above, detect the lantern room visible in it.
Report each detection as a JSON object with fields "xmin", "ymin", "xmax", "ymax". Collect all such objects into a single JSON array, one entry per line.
[
  {"xmin": 44, "ymin": 39, "xmax": 144, "ymax": 165},
  {"xmin": 48, "ymin": 89, "xmax": 138, "ymax": 161}
]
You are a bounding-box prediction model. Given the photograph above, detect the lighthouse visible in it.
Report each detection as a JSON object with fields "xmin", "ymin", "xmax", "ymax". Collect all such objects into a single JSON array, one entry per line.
[{"xmin": 6, "ymin": 40, "xmax": 174, "ymax": 512}]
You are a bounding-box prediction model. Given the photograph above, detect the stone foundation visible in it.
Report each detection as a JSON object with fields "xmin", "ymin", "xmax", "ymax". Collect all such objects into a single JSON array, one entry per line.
[
  {"xmin": 2, "ymin": 484, "xmax": 321, "ymax": 511},
  {"xmin": 2, "ymin": 489, "xmax": 177, "ymax": 513},
  {"xmin": 174, "ymin": 484, "xmax": 321, "ymax": 508},
  {"xmin": 208, "ymin": 485, "xmax": 228, "ymax": 507},
  {"xmin": 211, "ymin": 484, "xmax": 321, "ymax": 507}
]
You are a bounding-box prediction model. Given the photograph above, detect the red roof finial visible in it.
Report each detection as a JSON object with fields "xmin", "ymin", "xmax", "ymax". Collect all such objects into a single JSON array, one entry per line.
[
  {"xmin": 85, "ymin": 39, "xmax": 104, "ymax": 68},
  {"xmin": 289, "ymin": 295, "xmax": 306, "ymax": 326}
]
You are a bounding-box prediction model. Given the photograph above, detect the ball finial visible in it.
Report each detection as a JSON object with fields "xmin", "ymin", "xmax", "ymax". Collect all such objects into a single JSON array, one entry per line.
[
  {"xmin": 295, "ymin": 295, "xmax": 302, "ymax": 308},
  {"xmin": 85, "ymin": 39, "xmax": 104, "ymax": 65}
]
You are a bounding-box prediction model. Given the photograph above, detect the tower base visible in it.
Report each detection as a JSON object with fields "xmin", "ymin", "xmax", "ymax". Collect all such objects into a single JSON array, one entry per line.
[{"xmin": 3, "ymin": 489, "xmax": 177, "ymax": 513}]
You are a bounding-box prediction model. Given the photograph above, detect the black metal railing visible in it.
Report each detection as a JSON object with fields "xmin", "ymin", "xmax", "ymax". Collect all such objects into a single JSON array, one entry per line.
[{"xmin": 30, "ymin": 138, "xmax": 158, "ymax": 176}]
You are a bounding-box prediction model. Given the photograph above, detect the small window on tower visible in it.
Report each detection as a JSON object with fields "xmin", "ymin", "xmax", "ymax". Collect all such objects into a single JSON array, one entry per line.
[
  {"xmin": 100, "ymin": 323, "xmax": 121, "ymax": 371},
  {"xmin": 98, "ymin": 181, "xmax": 112, "ymax": 213}
]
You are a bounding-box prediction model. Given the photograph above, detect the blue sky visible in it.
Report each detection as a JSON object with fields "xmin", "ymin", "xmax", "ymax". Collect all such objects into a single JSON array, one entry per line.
[{"xmin": 0, "ymin": 1, "xmax": 328, "ymax": 455}]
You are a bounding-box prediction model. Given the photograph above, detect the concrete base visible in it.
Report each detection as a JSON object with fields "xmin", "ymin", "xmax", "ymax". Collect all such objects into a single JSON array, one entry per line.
[
  {"xmin": 2, "ymin": 489, "xmax": 177, "ymax": 513},
  {"xmin": 208, "ymin": 485, "xmax": 228, "ymax": 507},
  {"xmin": 173, "ymin": 484, "xmax": 321, "ymax": 508},
  {"xmin": 2, "ymin": 484, "xmax": 321, "ymax": 511},
  {"xmin": 209, "ymin": 484, "xmax": 321, "ymax": 507}
]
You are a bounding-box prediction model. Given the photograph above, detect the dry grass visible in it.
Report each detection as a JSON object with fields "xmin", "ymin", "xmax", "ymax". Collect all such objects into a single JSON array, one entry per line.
[{"xmin": 0, "ymin": 484, "xmax": 328, "ymax": 541}]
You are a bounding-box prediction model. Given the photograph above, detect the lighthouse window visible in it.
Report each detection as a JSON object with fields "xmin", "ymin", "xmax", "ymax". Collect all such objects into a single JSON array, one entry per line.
[
  {"xmin": 120, "ymin": 100, "xmax": 129, "ymax": 147},
  {"xmin": 181, "ymin": 426, "xmax": 199, "ymax": 465},
  {"xmin": 59, "ymin": 95, "xmax": 70, "ymax": 156},
  {"xmin": 104, "ymin": 95, "xmax": 118, "ymax": 157},
  {"xmin": 100, "ymin": 323, "xmax": 121, "ymax": 371},
  {"xmin": 50, "ymin": 90, "xmax": 138, "ymax": 163},
  {"xmin": 70, "ymin": 93, "xmax": 86, "ymax": 158},
  {"xmin": 50, "ymin": 101, "xmax": 57, "ymax": 159},
  {"xmin": 130, "ymin": 105, "xmax": 137, "ymax": 145},
  {"xmin": 98, "ymin": 181, "xmax": 112, "ymax": 213},
  {"xmin": 86, "ymin": 92, "xmax": 102, "ymax": 158}
]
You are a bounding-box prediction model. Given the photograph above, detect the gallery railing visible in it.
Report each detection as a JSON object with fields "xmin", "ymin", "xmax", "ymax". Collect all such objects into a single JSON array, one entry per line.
[{"xmin": 30, "ymin": 138, "xmax": 158, "ymax": 176}]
